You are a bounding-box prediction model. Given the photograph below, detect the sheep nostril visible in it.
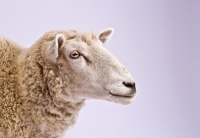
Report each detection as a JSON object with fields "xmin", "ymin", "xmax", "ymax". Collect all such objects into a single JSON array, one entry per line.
[{"xmin": 123, "ymin": 82, "xmax": 136, "ymax": 88}]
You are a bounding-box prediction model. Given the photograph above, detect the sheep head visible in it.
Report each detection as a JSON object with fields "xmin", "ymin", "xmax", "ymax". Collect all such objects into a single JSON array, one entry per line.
[{"xmin": 43, "ymin": 28, "xmax": 136, "ymax": 105}]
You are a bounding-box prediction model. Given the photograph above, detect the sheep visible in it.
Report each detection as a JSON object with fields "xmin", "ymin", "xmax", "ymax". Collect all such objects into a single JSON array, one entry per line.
[{"xmin": 0, "ymin": 28, "xmax": 136, "ymax": 138}]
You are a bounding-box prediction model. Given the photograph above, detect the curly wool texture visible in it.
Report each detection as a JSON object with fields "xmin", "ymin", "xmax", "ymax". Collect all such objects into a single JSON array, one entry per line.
[
  {"xmin": 0, "ymin": 38, "xmax": 23, "ymax": 138},
  {"xmin": 0, "ymin": 30, "xmax": 97, "ymax": 138}
]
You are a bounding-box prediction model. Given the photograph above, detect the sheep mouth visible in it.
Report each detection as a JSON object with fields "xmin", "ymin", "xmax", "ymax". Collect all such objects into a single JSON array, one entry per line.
[{"xmin": 109, "ymin": 92, "xmax": 135, "ymax": 98}]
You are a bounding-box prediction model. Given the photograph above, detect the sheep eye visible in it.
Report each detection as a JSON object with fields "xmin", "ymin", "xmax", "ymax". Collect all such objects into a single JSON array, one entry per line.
[{"xmin": 70, "ymin": 51, "xmax": 80, "ymax": 59}]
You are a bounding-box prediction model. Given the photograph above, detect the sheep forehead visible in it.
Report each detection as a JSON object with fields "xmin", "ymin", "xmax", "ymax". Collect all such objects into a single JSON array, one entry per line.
[
  {"xmin": 71, "ymin": 32, "xmax": 98, "ymax": 46},
  {"xmin": 65, "ymin": 32, "xmax": 103, "ymax": 55}
]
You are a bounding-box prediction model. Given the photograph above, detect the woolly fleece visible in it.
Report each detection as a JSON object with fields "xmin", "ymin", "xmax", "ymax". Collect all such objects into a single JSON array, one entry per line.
[{"xmin": 0, "ymin": 30, "xmax": 89, "ymax": 138}]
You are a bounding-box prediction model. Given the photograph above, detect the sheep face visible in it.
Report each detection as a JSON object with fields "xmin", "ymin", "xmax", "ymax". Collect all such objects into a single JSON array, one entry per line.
[{"xmin": 45, "ymin": 28, "xmax": 136, "ymax": 105}]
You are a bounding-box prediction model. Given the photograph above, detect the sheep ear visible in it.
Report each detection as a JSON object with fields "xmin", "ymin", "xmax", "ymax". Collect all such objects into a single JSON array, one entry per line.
[
  {"xmin": 98, "ymin": 28, "xmax": 114, "ymax": 44},
  {"xmin": 45, "ymin": 34, "xmax": 66, "ymax": 63}
]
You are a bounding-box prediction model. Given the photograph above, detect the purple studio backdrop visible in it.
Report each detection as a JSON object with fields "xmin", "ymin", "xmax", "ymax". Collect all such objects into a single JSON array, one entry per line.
[{"xmin": 0, "ymin": 1, "xmax": 199, "ymax": 138}]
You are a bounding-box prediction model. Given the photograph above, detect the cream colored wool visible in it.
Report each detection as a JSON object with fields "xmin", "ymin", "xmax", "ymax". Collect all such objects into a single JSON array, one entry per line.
[{"xmin": 0, "ymin": 29, "xmax": 136, "ymax": 138}]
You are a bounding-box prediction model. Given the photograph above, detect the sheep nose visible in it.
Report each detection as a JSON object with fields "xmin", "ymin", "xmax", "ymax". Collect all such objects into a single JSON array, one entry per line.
[{"xmin": 123, "ymin": 81, "xmax": 136, "ymax": 88}]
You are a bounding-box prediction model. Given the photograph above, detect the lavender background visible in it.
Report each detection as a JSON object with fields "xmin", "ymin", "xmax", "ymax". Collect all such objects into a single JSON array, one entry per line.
[{"xmin": 0, "ymin": 1, "xmax": 199, "ymax": 138}]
